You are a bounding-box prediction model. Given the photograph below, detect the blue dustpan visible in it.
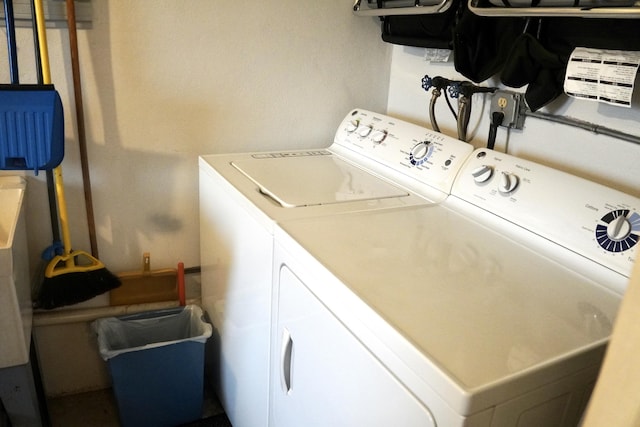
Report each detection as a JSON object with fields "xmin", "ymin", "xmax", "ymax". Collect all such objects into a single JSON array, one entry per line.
[{"xmin": 0, "ymin": 84, "xmax": 65, "ymax": 174}]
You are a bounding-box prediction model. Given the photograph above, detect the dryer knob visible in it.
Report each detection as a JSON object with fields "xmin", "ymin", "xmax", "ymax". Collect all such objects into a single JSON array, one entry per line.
[
  {"xmin": 607, "ymin": 215, "xmax": 632, "ymax": 241},
  {"xmin": 471, "ymin": 165, "xmax": 493, "ymax": 183},
  {"xmin": 346, "ymin": 120, "xmax": 359, "ymax": 133},
  {"xmin": 498, "ymin": 172, "xmax": 519, "ymax": 194}
]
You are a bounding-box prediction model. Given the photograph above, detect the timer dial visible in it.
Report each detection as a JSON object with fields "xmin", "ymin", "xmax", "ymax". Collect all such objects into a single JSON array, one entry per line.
[
  {"xmin": 409, "ymin": 140, "xmax": 434, "ymax": 166},
  {"xmin": 596, "ymin": 209, "xmax": 640, "ymax": 253}
]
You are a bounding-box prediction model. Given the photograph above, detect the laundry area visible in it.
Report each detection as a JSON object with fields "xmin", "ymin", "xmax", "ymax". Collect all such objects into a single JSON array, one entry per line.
[{"xmin": 1, "ymin": 1, "xmax": 640, "ymax": 427}]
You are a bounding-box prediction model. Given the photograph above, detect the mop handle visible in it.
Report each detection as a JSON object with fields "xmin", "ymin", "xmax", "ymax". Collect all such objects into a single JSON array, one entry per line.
[{"xmin": 4, "ymin": 0, "xmax": 19, "ymax": 83}]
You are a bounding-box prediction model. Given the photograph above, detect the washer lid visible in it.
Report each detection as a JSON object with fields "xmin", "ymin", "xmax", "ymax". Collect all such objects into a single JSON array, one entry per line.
[{"xmin": 231, "ymin": 153, "xmax": 409, "ymax": 208}]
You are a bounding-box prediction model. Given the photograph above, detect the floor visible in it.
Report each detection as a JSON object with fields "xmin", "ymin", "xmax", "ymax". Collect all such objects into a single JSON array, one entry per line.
[{"xmin": 46, "ymin": 385, "xmax": 225, "ymax": 427}]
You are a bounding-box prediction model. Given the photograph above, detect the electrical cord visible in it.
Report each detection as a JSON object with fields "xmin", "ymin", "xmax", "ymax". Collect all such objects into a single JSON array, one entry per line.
[
  {"xmin": 451, "ymin": 81, "xmax": 497, "ymax": 142},
  {"xmin": 488, "ymin": 111, "xmax": 505, "ymax": 149},
  {"xmin": 443, "ymin": 91, "xmax": 458, "ymax": 120}
]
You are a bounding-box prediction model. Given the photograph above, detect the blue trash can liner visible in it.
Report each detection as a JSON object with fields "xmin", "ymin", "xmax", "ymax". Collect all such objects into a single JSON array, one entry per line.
[{"xmin": 93, "ymin": 305, "xmax": 212, "ymax": 427}]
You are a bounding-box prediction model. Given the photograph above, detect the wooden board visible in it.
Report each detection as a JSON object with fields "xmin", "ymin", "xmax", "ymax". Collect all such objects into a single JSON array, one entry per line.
[
  {"xmin": 582, "ymin": 258, "xmax": 640, "ymax": 427},
  {"xmin": 110, "ymin": 269, "xmax": 177, "ymax": 306}
]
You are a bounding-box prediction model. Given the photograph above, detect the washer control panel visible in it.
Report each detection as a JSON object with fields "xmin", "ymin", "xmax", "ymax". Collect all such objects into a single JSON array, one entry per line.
[
  {"xmin": 332, "ymin": 109, "xmax": 474, "ymax": 198},
  {"xmin": 452, "ymin": 149, "xmax": 640, "ymax": 277}
]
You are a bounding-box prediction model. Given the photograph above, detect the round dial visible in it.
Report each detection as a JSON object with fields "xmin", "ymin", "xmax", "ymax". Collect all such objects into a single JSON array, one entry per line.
[
  {"xmin": 409, "ymin": 140, "xmax": 434, "ymax": 166},
  {"xmin": 471, "ymin": 165, "xmax": 493, "ymax": 184},
  {"xmin": 596, "ymin": 209, "xmax": 640, "ymax": 253},
  {"xmin": 346, "ymin": 120, "xmax": 359, "ymax": 133},
  {"xmin": 498, "ymin": 172, "xmax": 519, "ymax": 195},
  {"xmin": 371, "ymin": 130, "xmax": 388, "ymax": 143},
  {"xmin": 358, "ymin": 125, "xmax": 373, "ymax": 137}
]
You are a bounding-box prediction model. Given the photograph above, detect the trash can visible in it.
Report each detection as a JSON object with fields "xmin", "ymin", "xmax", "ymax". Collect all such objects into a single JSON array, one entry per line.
[{"xmin": 93, "ymin": 305, "xmax": 212, "ymax": 427}]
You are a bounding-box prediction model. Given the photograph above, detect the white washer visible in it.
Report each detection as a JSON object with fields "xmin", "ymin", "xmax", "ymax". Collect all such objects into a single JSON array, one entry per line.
[
  {"xmin": 198, "ymin": 109, "xmax": 473, "ymax": 427},
  {"xmin": 272, "ymin": 148, "xmax": 638, "ymax": 426}
]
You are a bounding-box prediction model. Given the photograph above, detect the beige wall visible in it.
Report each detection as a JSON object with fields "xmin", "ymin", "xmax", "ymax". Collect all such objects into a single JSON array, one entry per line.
[{"xmin": 0, "ymin": 1, "xmax": 391, "ymax": 275}]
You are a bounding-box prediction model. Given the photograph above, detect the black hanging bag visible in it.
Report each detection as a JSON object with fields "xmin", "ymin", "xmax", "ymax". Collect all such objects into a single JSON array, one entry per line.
[{"xmin": 381, "ymin": 0, "xmax": 461, "ymax": 49}]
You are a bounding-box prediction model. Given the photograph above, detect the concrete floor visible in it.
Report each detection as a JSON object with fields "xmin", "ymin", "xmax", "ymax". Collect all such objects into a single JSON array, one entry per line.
[{"xmin": 47, "ymin": 386, "xmax": 224, "ymax": 427}]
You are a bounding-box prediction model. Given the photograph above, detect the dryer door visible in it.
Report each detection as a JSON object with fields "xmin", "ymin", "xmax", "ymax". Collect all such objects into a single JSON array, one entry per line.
[{"xmin": 271, "ymin": 264, "xmax": 436, "ymax": 427}]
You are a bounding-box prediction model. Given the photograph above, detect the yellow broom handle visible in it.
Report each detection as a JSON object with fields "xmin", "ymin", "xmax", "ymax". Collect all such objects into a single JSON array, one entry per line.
[
  {"xmin": 33, "ymin": 0, "xmax": 51, "ymax": 85},
  {"xmin": 34, "ymin": 0, "xmax": 74, "ymax": 263},
  {"xmin": 53, "ymin": 167, "xmax": 73, "ymax": 262}
]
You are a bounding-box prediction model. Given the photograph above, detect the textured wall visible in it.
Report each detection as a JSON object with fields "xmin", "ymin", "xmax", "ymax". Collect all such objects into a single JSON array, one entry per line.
[{"xmin": 0, "ymin": 1, "xmax": 391, "ymax": 276}]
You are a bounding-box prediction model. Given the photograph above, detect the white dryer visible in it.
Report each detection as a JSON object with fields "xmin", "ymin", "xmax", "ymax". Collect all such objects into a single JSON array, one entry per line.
[
  {"xmin": 198, "ymin": 109, "xmax": 473, "ymax": 427},
  {"xmin": 272, "ymin": 149, "xmax": 638, "ymax": 426}
]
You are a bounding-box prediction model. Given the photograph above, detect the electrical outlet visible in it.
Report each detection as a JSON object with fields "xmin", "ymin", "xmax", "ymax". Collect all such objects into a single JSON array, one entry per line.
[{"xmin": 490, "ymin": 90, "xmax": 525, "ymax": 130}]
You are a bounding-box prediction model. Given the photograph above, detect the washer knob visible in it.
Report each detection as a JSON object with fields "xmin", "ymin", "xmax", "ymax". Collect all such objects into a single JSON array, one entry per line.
[
  {"xmin": 358, "ymin": 125, "xmax": 373, "ymax": 137},
  {"xmin": 471, "ymin": 165, "xmax": 493, "ymax": 183},
  {"xmin": 371, "ymin": 130, "xmax": 388, "ymax": 143},
  {"xmin": 346, "ymin": 120, "xmax": 359, "ymax": 132},
  {"xmin": 498, "ymin": 172, "xmax": 519, "ymax": 194},
  {"xmin": 409, "ymin": 141, "xmax": 433, "ymax": 166}
]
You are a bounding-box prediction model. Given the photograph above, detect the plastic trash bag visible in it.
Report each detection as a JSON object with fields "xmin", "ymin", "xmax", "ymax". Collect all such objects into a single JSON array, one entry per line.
[{"xmin": 93, "ymin": 305, "xmax": 212, "ymax": 361}]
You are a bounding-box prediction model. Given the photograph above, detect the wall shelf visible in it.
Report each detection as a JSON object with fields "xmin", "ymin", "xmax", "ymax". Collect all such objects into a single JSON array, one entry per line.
[{"xmin": 469, "ymin": 0, "xmax": 640, "ymax": 18}]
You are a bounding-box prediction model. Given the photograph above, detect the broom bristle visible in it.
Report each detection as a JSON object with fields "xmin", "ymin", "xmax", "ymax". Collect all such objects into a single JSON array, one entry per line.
[{"xmin": 35, "ymin": 268, "xmax": 121, "ymax": 310}]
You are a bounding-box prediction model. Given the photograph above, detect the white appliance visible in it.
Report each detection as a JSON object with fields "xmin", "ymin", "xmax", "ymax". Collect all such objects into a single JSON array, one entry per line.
[
  {"xmin": 198, "ymin": 109, "xmax": 474, "ymax": 427},
  {"xmin": 0, "ymin": 177, "xmax": 45, "ymax": 427},
  {"xmin": 271, "ymin": 148, "xmax": 638, "ymax": 426}
]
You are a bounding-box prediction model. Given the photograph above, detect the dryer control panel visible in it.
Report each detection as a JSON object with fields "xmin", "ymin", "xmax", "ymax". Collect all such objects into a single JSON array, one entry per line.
[
  {"xmin": 452, "ymin": 149, "xmax": 640, "ymax": 279},
  {"xmin": 330, "ymin": 109, "xmax": 474, "ymax": 199}
]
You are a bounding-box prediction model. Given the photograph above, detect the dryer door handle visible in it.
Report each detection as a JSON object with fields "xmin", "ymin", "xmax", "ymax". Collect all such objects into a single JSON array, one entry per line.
[{"xmin": 281, "ymin": 328, "xmax": 294, "ymax": 394}]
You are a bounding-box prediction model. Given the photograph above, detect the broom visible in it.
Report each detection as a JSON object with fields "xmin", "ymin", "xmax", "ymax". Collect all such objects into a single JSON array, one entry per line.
[{"xmin": 33, "ymin": 0, "xmax": 120, "ymax": 309}]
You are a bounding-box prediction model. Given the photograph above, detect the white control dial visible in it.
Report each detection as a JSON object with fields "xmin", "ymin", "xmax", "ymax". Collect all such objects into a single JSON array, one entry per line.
[
  {"xmin": 358, "ymin": 125, "xmax": 373, "ymax": 137},
  {"xmin": 498, "ymin": 172, "xmax": 519, "ymax": 194},
  {"xmin": 596, "ymin": 209, "xmax": 640, "ymax": 253},
  {"xmin": 409, "ymin": 141, "xmax": 434, "ymax": 166},
  {"xmin": 346, "ymin": 120, "xmax": 359, "ymax": 132},
  {"xmin": 371, "ymin": 130, "xmax": 388, "ymax": 143},
  {"xmin": 471, "ymin": 165, "xmax": 493, "ymax": 183},
  {"xmin": 607, "ymin": 215, "xmax": 632, "ymax": 241}
]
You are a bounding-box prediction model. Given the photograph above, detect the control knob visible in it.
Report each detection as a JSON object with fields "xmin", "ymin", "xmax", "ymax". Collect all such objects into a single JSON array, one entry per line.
[
  {"xmin": 346, "ymin": 120, "xmax": 359, "ymax": 133},
  {"xmin": 471, "ymin": 165, "xmax": 493, "ymax": 184},
  {"xmin": 596, "ymin": 209, "xmax": 640, "ymax": 253},
  {"xmin": 607, "ymin": 215, "xmax": 632, "ymax": 241},
  {"xmin": 371, "ymin": 130, "xmax": 388, "ymax": 143},
  {"xmin": 358, "ymin": 125, "xmax": 373, "ymax": 137},
  {"xmin": 498, "ymin": 172, "xmax": 519, "ymax": 194},
  {"xmin": 409, "ymin": 140, "xmax": 433, "ymax": 166}
]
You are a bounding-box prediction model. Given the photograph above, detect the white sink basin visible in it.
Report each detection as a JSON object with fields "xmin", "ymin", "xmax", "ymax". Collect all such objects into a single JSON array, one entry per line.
[{"xmin": 0, "ymin": 176, "xmax": 31, "ymax": 368}]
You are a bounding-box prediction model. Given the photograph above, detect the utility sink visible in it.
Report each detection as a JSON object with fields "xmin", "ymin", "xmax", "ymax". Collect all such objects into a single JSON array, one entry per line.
[{"xmin": 0, "ymin": 176, "xmax": 31, "ymax": 368}]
